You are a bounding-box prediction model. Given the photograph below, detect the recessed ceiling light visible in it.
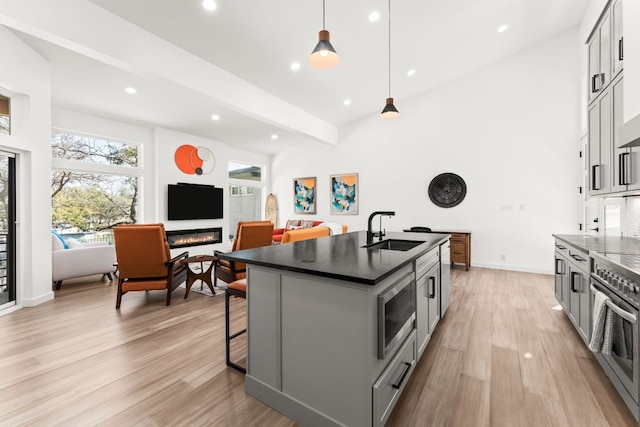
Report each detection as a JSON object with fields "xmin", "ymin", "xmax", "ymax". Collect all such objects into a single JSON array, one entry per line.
[
  {"xmin": 343, "ymin": 99, "xmax": 352, "ymax": 106},
  {"xmin": 211, "ymin": 114, "xmax": 220, "ymax": 121},
  {"xmin": 497, "ymin": 24, "xmax": 509, "ymax": 33},
  {"xmin": 291, "ymin": 62, "xmax": 301, "ymax": 71},
  {"xmin": 271, "ymin": 134, "xmax": 278, "ymax": 140},
  {"xmin": 125, "ymin": 87, "xmax": 136, "ymax": 94},
  {"xmin": 202, "ymin": 0, "xmax": 217, "ymax": 11},
  {"xmin": 407, "ymin": 69, "xmax": 416, "ymax": 77},
  {"xmin": 368, "ymin": 11, "xmax": 380, "ymax": 22}
]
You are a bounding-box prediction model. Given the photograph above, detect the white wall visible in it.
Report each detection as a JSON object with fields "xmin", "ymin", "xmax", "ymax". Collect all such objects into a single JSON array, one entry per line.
[
  {"xmin": 0, "ymin": 25, "xmax": 53, "ymax": 307},
  {"xmin": 271, "ymin": 29, "xmax": 581, "ymax": 274},
  {"xmin": 154, "ymin": 128, "xmax": 269, "ymax": 253}
]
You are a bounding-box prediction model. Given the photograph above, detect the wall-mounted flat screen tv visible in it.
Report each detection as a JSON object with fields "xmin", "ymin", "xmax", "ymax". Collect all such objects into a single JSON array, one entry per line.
[{"xmin": 168, "ymin": 183, "xmax": 223, "ymax": 220}]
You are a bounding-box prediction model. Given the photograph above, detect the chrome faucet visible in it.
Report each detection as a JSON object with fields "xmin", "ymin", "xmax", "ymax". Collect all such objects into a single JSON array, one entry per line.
[{"xmin": 367, "ymin": 211, "xmax": 396, "ymax": 244}]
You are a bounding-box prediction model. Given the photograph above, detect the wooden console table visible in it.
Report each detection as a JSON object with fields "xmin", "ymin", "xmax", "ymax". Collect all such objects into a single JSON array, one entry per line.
[{"xmin": 433, "ymin": 229, "xmax": 471, "ymax": 271}]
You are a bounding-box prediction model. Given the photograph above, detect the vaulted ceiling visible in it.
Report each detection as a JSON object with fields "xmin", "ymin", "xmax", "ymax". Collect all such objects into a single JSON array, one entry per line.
[{"xmin": 0, "ymin": 0, "xmax": 589, "ymax": 155}]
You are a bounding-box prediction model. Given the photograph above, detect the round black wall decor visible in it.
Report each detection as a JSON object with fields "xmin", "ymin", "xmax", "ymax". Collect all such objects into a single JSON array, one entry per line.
[{"xmin": 428, "ymin": 173, "xmax": 467, "ymax": 208}]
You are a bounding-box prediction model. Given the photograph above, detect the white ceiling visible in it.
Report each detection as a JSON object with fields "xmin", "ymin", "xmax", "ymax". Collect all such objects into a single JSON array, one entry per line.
[{"xmin": 3, "ymin": 0, "xmax": 589, "ymax": 155}]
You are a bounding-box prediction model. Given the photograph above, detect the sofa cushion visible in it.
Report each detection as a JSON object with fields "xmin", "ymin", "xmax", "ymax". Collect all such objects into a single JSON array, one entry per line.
[
  {"xmin": 286, "ymin": 219, "xmax": 321, "ymax": 230},
  {"xmin": 66, "ymin": 237, "xmax": 84, "ymax": 249},
  {"xmin": 52, "ymin": 231, "xmax": 68, "ymax": 250}
]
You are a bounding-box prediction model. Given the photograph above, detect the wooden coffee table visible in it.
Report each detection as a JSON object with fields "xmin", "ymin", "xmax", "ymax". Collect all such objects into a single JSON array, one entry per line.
[{"xmin": 180, "ymin": 254, "xmax": 218, "ymax": 298}]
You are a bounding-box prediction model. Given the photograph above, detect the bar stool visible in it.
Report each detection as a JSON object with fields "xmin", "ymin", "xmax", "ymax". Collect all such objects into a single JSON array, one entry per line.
[{"xmin": 225, "ymin": 278, "xmax": 247, "ymax": 373}]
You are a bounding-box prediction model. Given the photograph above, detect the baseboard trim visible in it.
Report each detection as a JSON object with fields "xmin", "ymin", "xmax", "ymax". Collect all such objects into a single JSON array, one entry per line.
[
  {"xmin": 469, "ymin": 262, "xmax": 552, "ymax": 275},
  {"xmin": 22, "ymin": 291, "xmax": 54, "ymax": 307},
  {"xmin": 245, "ymin": 374, "xmax": 345, "ymax": 427}
]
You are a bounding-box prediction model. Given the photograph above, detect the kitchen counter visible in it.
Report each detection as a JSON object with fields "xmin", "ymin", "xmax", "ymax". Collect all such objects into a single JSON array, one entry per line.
[
  {"xmin": 553, "ymin": 234, "xmax": 640, "ymax": 253},
  {"xmin": 219, "ymin": 230, "xmax": 449, "ymax": 426},
  {"xmin": 217, "ymin": 230, "xmax": 448, "ymax": 285}
]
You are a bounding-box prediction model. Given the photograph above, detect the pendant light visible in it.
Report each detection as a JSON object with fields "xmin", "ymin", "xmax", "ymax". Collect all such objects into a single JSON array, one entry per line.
[
  {"xmin": 380, "ymin": 0, "xmax": 399, "ymax": 119},
  {"xmin": 309, "ymin": 0, "xmax": 340, "ymax": 69}
]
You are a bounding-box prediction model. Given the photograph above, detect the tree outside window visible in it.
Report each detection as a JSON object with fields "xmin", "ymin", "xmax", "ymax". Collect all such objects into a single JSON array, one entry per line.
[{"xmin": 51, "ymin": 132, "xmax": 139, "ymax": 241}]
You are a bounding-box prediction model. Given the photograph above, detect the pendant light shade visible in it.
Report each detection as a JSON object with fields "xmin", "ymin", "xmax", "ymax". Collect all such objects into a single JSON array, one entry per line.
[
  {"xmin": 380, "ymin": 0, "xmax": 399, "ymax": 119},
  {"xmin": 380, "ymin": 98, "xmax": 399, "ymax": 119},
  {"xmin": 309, "ymin": 0, "xmax": 340, "ymax": 69}
]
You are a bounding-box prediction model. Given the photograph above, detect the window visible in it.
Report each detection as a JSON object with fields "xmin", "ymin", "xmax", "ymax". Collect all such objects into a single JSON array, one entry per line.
[
  {"xmin": 229, "ymin": 161, "xmax": 261, "ymax": 182},
  {"xmin": 0, "ymin": 95, "xmax": 9, "ymax": 135},
  {"xmin": 51, "ymin": 131, "xmax": 138, "ymax": 167},
  {"xmin": 51, "ymin": 131, "xmax": 140, "ymax": 242},
  {"xmin": 228, "ymin": 161, "xmax": 265, "ymax": 238},
  {"xmin": 230, "ymin": 186, "xmax": 256, "ymax": 196}
]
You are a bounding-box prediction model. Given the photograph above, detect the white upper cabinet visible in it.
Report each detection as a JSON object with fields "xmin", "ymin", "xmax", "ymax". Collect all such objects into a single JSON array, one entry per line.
[
  {"xmin": 588, "ymin": 10, "xmax": 611, "ymax": 105},
  {"xmin": 612, "ymin": 0, "xmax": 624, "ymax": 77}
]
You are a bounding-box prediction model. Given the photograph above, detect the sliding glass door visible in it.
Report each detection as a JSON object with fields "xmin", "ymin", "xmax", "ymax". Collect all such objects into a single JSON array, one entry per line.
[{"xmin": 0, "ymin": 153, "xmax": 16, "ymax": 310}]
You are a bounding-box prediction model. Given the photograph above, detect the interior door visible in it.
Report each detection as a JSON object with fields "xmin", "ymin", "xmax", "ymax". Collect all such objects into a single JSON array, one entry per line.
[
  {"xmin": 0, "ymin": 152, "xmax": 16, "ymax": 310},
  {"xmin": 584, "ymin": 202, "xmax": 601, "ymax": 234}
]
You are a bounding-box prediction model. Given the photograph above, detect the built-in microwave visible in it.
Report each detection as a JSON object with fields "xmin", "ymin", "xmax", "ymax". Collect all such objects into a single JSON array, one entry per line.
[{"xmin": 378, "ymin": 271, "xmax": 416, "ymax": 359}]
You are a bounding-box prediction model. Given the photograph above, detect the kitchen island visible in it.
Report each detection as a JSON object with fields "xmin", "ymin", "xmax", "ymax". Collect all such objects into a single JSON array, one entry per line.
[{"xmin": 218, "ymin": 230, "xmax": 449, "ymax": 427}]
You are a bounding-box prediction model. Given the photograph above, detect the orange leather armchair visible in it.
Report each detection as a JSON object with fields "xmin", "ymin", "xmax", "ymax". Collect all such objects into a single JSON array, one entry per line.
[
  {"xmin": 113, "ymin": 224, "xmax": 189, "ymax": 309},
  {"xmin": 214, "ymin": 221, "xmax": 274, "ymax": 286}
]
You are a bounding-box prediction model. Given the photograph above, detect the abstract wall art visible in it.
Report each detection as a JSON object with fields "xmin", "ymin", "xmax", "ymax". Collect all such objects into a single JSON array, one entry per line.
[
  {"xmin": 174, "ymin": 144, "xmax": 216, "ymax": 175},
  {"xmin": 293, "ymin": 177, "xmax": 316, "ymax": 214},
  {"xmin": 330, "ymin": 173, "xmax": 358, "ymax": 215}
]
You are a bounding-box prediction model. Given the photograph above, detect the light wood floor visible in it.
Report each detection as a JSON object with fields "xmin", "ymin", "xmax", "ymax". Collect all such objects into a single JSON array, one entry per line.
[{"xmin": 0, "ymin": 267, "xmax": 636, "ymax": 426}]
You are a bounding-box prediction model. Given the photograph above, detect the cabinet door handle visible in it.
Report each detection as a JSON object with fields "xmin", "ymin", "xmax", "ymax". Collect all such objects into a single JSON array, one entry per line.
[
  {"xmin": 428, "ymin": 277, "xmax": 436, "ymax": 298},
  {"xmin": 555, "ymin": 258, "xmax": 563, "ymax": 275},
  {"xmin": 619, "ymin": 38, "xmax": 624, "ymax": 61},
  {"xmin": 591, "ymin": 74, "xmax": 599, "ymax": 93},
  {"xmin": 392, "ymin": 362, "xmax": 412, "ymax": 390},
  {"xmin": 570, "ymin": 253, "xmax": 585, "ymax": 262},
  {"xmin": 570, "ymin": 272, "xmax": 579, "ymax": 292},
  {"xmin": 621, "ymin": 152, "xmax": 631, "ymax": 185},
  {"xmin": 591, "ymin": 164, "xmax": 601, "ymax": 190}
]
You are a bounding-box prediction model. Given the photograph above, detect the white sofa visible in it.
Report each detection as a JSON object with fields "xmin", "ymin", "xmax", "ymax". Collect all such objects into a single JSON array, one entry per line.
[{"xmin": 52, "ymin": 233, "xmax": 118, "ymax": 290}]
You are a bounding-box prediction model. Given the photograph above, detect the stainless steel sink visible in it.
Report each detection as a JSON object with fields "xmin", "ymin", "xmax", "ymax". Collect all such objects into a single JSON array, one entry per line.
[{"xmin": 363, "ymin": 239, "xmax": 423, "ymax": 251}]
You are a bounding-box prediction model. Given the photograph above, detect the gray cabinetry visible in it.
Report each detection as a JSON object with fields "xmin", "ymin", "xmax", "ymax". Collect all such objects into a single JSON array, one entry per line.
[
  {"xmin": 586, "ymin": 1, "xmax": 633, "ymax": 197},
  {"xmin": 590, "ymin": 74, "xmax": 638, "ymax": 195},
  {"xmin": 553, "ymin": 238, "xmax": 590, "ymax": 344},
  {"xmin": 554, "ymin": 249, "xmax": 569, "ymax": 310},
  {"xmin": 415, "ymin": 247, "xmax": 440, "ymax": 359},
  {"xmin": 612, "ymin": 75, "xmax": 627, "ymax": 192},
  {"xmin": 588, "ymin": 9, "xmax": 611, "ymax": 104},
  {"xmin": 373, "ymin": 330, "xmax": 416, "ymax": 426},
  {"xmin": 612, "ymin": 0, "xmax": 623, "ymax": 77},
  {"xmin": 589, "ymin": 86, "xmax": 612, "ymax": 195},
  {"xmin": 440, "ymin": 241, "xmax": 451, "ymax": 317}
]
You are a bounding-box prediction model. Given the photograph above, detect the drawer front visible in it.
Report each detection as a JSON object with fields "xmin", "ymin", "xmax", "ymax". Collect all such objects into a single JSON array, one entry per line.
[
  {"xmin": 416, "ymin": 247, "xmax": 439, "ymax": 279},
  {"xmin": 554, "ymin": 239, "xmax": 588, "ymax": 272},
  {"xmin": 553, "ymin": 239, "xmax": 573, "ymax": 258},
  {"xmin": 450, "ymin": 233, "xmax": 466, "ymax": 244},
  {"xmin": 373, "ymin": 330, "xmax": 416, "ymax": 427},
  {"xmin": 451, "ymin": 243, "xmax": 466, "ymax": 259},
  {"xmin": 567, "ymin": 249, "xmax": 589, "ymax": 274}
]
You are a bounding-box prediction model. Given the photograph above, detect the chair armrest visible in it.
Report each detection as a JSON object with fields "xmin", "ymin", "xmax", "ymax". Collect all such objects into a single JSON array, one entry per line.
[
  {"xmin": 273, "ymin": 228, "xmax": 286, "ymax": 235},
  {"xmin": 168, "ymin": 251, "xmax": 189, "ymax": 266}
]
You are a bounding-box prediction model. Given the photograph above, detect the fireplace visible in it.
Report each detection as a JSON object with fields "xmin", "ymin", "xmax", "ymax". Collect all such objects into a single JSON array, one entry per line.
[{"xmin": 165, "ymin": 227, "xmax": 223, "ymax": 249}]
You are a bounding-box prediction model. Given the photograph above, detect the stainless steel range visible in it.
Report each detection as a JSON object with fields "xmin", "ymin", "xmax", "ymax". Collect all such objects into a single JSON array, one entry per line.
[{"xmin": 591, "ymin": 251, "xmax": 640, "ymax": 421}]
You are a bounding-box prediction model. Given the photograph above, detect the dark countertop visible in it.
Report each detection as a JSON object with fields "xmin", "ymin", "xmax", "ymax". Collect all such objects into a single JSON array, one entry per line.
[
  {"xmin": 553, "ymin": 234, "xmax": 640, "ymax": 254},
  {"xmin": 217, "ymin": 230, "xmax": 449, "ymax": 285}
]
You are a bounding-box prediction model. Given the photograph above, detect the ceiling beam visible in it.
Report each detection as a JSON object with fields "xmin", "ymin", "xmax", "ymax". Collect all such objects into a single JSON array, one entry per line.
[{"xmin": 0, "ymin": 0, "xmax": 338, "ymax": 145}]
